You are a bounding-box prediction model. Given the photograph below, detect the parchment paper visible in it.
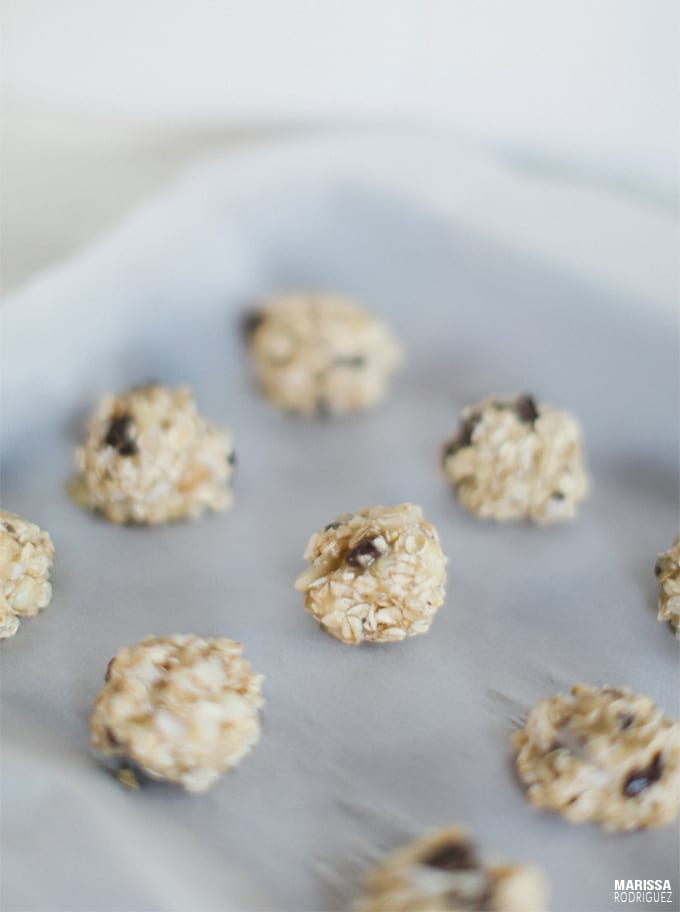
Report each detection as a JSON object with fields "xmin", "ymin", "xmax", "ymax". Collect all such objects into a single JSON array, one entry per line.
[{"xmin": 1, "ymin": 135, "xmax": 678, "ymax": 912}]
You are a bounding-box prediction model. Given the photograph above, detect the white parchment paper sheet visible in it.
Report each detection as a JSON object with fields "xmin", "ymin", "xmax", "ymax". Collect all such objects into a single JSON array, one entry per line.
[{"xmin": 2, "ymin": 135, "xmax": 678, "ymax": 912}]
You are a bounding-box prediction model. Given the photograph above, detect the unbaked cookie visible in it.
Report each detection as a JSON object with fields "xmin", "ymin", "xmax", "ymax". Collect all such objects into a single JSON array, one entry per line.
[
  {"xmin": 72, "ymin": 384, "xmax": 234, "ymax": 524},
  {"xmin": 295, "ymin": 503, "xmax": 447, "ymax": 644},
  {"xmin": 91, "ymin": 635, "xmax": 263, "ymax": 792},
  {"xmin": 512, "ymin": 684, "xmax": 680, "ymax": 830},
  {"xmin": 441, "ymin": 394, "xmax": 588, "ymax": 523},
  {"xmin": 0, "ymin": 510, "xmax": 54, "ymax": 639},
  {"xmin": 655, "ymin": 538, "xmax": 680, "ymax": 638},
  {"xmin": 356, "ymin": 825, "xmax": 548, "ymax": 912},
  {"xmin": 243, "ymin": 291, "xmax": 403, "ymax": 415}
]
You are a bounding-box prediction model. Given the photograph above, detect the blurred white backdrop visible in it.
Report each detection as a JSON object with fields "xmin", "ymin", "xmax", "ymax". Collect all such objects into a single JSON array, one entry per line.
[
  {"xmin": 3, "ymin": 0, "xmax": 678, "ymax": 195},
  {"xmin": 1, "ymin": 1, "xmax": 677, "ymax": 295}
]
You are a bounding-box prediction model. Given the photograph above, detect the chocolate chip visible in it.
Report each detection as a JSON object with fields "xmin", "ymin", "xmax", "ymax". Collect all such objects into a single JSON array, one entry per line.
[
  {"xmin": 346, "ymin": 539, "xmax": 381, "ymax": 570},
  {"xmin": 422, "ymin": 839, "xmax": 478, "ymax": 871},
  {"xmin": 242, "ymin": 310, "xmax": 265, "ymax": 340},
  {"xmin": 619, "ymin": 713, "xmax": 635, "ymax": 730},
  {"xmin": 113, "ymin": 757, "xmax": 150, "ymax": 788},
  {"xmin": 442, "ymin": 412, "xmax": 482, "ymax": 463},
  {"xmin": 623, "ymin": 752, "xmax": 664, "ymax": 797},
  {"xmin": 105, "ymin": 726, "xmax": 120, "ymax": 747},
  {"xmin": 457, "ymin": 415, "xmax": 480, "ymax": 448},
  {"xmin": 515, "ymin": 394, "xmax": 539, "ymax": 425},
  {"xmin": 104, "ymin": 415, "xmax": 137, "ymax": 456},
  {"xmin": 442, "ymin": 440, "xmax": 459, "ymax": 464},
  {"xmin": 334, "ymin": 355, "xmax": 366, "ymax": 368}
]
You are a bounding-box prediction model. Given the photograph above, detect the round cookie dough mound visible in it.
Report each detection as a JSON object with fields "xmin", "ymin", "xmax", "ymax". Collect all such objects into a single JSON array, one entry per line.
[
  {"xmin": 512, "ymin": 684, "xmax": 680, "ymax": 831},
  {"xmin": 356, "ymin": 826, "xmax": 548, "ymax": 912},
  {"xmin": 441, "ymin": 394, "xmax": 588, "ymax": 523},
  {"xmin": 91, "ymin": 635, "xmax": 264, "ymax": 792},
  {"xmin": 655, "ymin": 537, "xmax": 680, "ymax": 638},
  {"xmin": 74, "ymin": 384, "xmax": 235, "ymax": 524},
  {"xmin": 295, "ymin": 503, "xmax": 447, "ymax": 644},
  {"xmin": 244, "ymin": 291, "xmax": 403, "ymax": 415},
  {"xmin": 0, "ymin": 510, "xmax": 54, "ymax": 639}
]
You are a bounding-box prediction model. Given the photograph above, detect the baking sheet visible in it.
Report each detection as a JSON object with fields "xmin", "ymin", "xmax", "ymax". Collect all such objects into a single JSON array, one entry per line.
[{"xmin": 1, "ymin": 135, "xmax": 678, "ymax": 912}]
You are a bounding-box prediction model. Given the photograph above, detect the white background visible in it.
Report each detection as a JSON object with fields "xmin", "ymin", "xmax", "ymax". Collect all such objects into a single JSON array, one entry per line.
[{"xmin": 3, "ymin": 0, "xmax": 678, "ymax": 197}]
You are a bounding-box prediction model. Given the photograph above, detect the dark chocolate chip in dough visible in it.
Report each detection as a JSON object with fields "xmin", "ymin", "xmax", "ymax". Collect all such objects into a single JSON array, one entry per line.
[
  {"xmin": 105, "ymin": 726, "xmax": 121, "ymax": 747},
  {"xmin": 422, "ymin": 838, "xmax": 479, "ymax": 871},
  {"xmin": 346, "ymin": 538, "xmax": 381, "ymax": 570},
  {"xmin": 104, "ymin": 415, "xmax": 138, "ymax": 456},
  {"xmin": 242, "ymin": 310, "xmax": 265, "ymax": 340},
  {"xmin": 111, "ymin": 757, "xmax": 152, "ymax": 789},
  {"xmin": 515, "ymin": 394, "xmax": 539, "ymax": 425},
  {"xmin": 442, "ymin": 411, "xmax": 482, "ymax": 464},
  {"xmin": 623, "ymin": 752, "xmax": 664, "ymax": 797}
]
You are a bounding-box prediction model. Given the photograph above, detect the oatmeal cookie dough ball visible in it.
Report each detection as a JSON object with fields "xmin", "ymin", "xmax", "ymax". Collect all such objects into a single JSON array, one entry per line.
[
  {"xmin": 356, "ymin": 826, "xmax": 548, "ymax": 912},
  {"xmin": 243, "ymin": 291, "xmax": 403, "ymax": 415},
  {"xmin": 512, "ymin": 684, "xmax": 680, "ymax": 831},
  {"xmin": 442, "ymin": 394, "xmax": 588, "ymax": 523},
  {"xmin": 655, "ymin": 538, "xmax": 680, "ymax": 638},
  {"xmin": 91, "ymin": 635, "xmax": 263, "ymax": 792},
  {"xmin": 0, "ymin": 510, "xmax": 54, "ymax": 639},
  {"xmin": 73, "ymin": 384, "xmax": 235, "ymax": 524},
  {"xmin": 295, "ymin": 503, "xmax": 447, "ymax": 644}
]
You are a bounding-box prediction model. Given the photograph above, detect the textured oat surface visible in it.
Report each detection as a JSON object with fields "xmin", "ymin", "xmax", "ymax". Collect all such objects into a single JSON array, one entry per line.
[
  {"xmin": 356, "ymin": 826, "xmax": 548, "ymax": 912},
  {"xmin": 0, "ymin": 510, "xmax": 54, "ymax": 639},
  {"xmin": 91, "ymin": 635, "xmax": 264, "ymax": 792},
  {"xmin": 73, "ymin": 384, "xmax": 234, "ymax": 524},
  {"xmin": 512, "ymin": 684, "xmax": 680, "ymax": 830},
  {"xmin": 442, "ymin": 395, "xmax": 588, "ymax": 524},
  {"xmin": 295, "ymin": 503, "xmax": 447, "ymax": 644},
  {"xmin": 655, "ymin": 537, "xmax": 680, "ymax": 638},
  {"xmin": 245, "ymin": 291, "xmax": 403, "ymax": 415}
]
